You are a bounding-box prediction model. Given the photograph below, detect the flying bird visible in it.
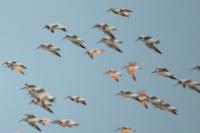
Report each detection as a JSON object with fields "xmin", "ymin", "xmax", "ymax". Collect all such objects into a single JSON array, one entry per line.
[
  {"xmin": 116, "ymin": 126, "xmax": 136, "ymax": 133},
  {"xmin": 152, "ymin": 68, "xmax": 177, "ymax": 80},
  {"xmin": 104, "ymin": 70, "xmax": 122, "ymax": 82},
  {"xmin": 92, "ymin": 23, "xmax": 117, "ymax": 38},
  {"xmin": 19, "ymin": 114, "xmax": 41, "ymax": 131},
  {"xmin": 175, "ymin": 80, "xmax": 200, "ymax": 94},
  {"xmin": 85, "ymin": 48, "xmax": 104, "ymax": 59},
  {"xmin": 123, "ymin": 62, "xmax": 142, "ymax": 81},
  {"xmin": 29, "ymin": 98, "xmax": 54, "ymax": 113},
  {"xmin": 136, "ymin": 36, "xmax": 162, "ymax": 54},
  {"xmin": 192, "ymin": 65, "xmax": 200, "ymax": 72},
  {"xmin": 38, "ymin": 118, "xmax": 51, "ymax": 126},
  {"xmin": 43, "ymin": 23, "xmax": 67, "ymax": 33},
  {"xmin": 97, "ymin": 36, "xmax": 123, "ymax": 53},
  {"xmin": 65, "ymin": 95, "xmax": 87, "ymax": 105},
  {"xmin": 147, "ymin": 96, "xmax": 177, "ymax": 115},
  {"xmin": 107, "ymin": 8, "xmax": 133, "ymax": 17},
  {"xmin": 3, "ymin": 61, "xmax": 27, "ymax": 74},
  {"xmin": 37, "ymin": 43, "xmax": 61, "ymax": 57},
  {"xmin": 51, "ymin": 119, "xmax": 79, "ymax": 128},
  {"xmin": 116, "ymin": 90, "xmax": 148, "ymax": 109},
  {"xmin": 63, "ymin": 35, "xmax": 86, "ymax": 49}
]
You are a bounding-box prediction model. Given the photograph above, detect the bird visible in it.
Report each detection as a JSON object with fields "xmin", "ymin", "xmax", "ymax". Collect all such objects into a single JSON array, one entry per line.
[
  {"xmin": 152, "ymin": 68, "xmax": 177, "ymax": 80},
  {"xmin": 97, "ymin": 36, "xmax": 123, "ymax": 53},
  {"xmin": 85, "ymin": 48, "xmax": 104, "ymax": 59},
  {"xmin": 192, "ymin": 65, "xmax": 200, "ymax": 72},
  {"xmin": 37, "ymin": 43, "xmax": 61, "ymax": 57},
  {"xmin": 92, "ymin": 23, "xmax": 117, "ymax": 38},
  {"xmin": 2, "ymin": 61, "xmax": 27, "ymax": 74},
  {"xmin": 147, "ymin": 96, "xmax": 177, "ymax": 115},
  {"xmin": 38, "ymin": 118, "xmax": 51, "ymax": 126},
  {"xmin": 104, "ymin": 70, "xmax": 122, "ymax": 82},
  {"xmin": 51, "ymin": 119, "xmax": 79, "ymax": 128},
  {"xmin": 122, "ymin": 62, "xmax": 142, "ymax": 81},
  {"xmin": 63, "ymin": 35, "xmax": 86, "ymax": 49},
  {"xmin": 116, "ymin": 90, "xmax": 148, "ymax": 109},
  {"xmin": 29, "ymin": 98, "xmax": 54, "ymax": 113},
  {"xmin": 22, "ymin": 84, "xmax": 56, "ymax": 102},
  {"xmin": 175, "ymin": 80, "xmax": 200, "ymax": 94},
  {"xmin": 115, "ymin": 126, "xmax": 136, "ymax": 133},
  {"xmin": 19, "ymin": 114, "xmax": 41, "ymax": 131},
  {"xmin": 106, "ymin": 8, "xmax": 133, "ymax": 17},
  {"xmin": 65, "ymin": 95, "xmax": 87, "ymax": 105},
  {"xmin": 43, "ymin": 23, "xmax": 67, "ymax": 33},
  {"xmin": 136, "ymin": 36, "xmax": 162, "ymax": 54}
]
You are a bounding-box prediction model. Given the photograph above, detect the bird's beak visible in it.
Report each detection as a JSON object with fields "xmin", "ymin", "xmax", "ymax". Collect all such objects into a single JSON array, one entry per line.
[
  {"xmin": 106, "ymin": 8, "xmax": 112, "ymax": 12},
  {"xmin": 152, "ymin": 70, "xmax": 156, "ymax": 73},
  {"xmin": 135, "ymin": 38, "xmax": 140, "ymax": 41},
  {"xmin": 91, "ymin": 25, "xmax": 96, "ymax": 29},
  {"xmin": 18, "ymin": 119, "xmax": 24, "ymax": 122}
]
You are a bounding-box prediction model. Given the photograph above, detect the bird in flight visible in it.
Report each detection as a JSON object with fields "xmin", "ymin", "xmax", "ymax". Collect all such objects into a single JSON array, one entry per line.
[
  {"xmin": 65, "ymin": 95, "xmax": 87, "ymax": 105},
  {"xmin": 122, "ymin": 62, "xmax": 142, "ymax": 81},
  {"xmin": 43, "ymin": 23, "xmax": 67, "ymax": 33},
  {"xmin": 107, "ymin": 8, "xmax": 133, "ymax": 17},
  {"xmin": 116, "ymin": 126, "xmax": 136, "ymax": 133},
  {"xmin": 85, "ymin": 48, "xmax": 104, "ymax": 59},
  {"xmin": 136, "ymin": 36, "xmax": 162, "ymax": 54},
  {"xmin": 116, "ymin": 90, "xmax": 148, "ymax": 109},
  {"xmin": 97, "ymin": 36, "xmax": 123, "ymax": 53},
  {"xmin": 63, "ymin": 35, "xmax": 86, "ymax": 49},
  {"xmin": 104, "ymin": 70, "xmax": 122, "ymax": 82},
  {"xmin": 152, "ymin": 67, "xmax": 177, "ymax": 80},
  {"xmin": 51, "ymin": 119, "xmax": 79, "ymax": 128},
  {"xmin": 37, "ymin": 43, "xmax": 61, "ymax": 57},
  {"xmin": 3, "ymin": 61, "xmax": 27, "ymax": 74},
  {"xmin": 192, "ymin": 65, "xmax": 200, "ymax": 72}
]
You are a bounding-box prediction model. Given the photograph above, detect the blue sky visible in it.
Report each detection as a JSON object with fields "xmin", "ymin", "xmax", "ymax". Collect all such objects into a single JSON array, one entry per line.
[{"xmin": 0, "ymin": 0, "xmax": 200, "ymax": 133}]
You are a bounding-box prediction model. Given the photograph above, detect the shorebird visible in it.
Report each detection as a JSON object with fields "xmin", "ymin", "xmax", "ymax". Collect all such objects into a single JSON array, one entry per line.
[
  {"xmin": 192, "ymin": 65, "xmax": 200, "ymax": 72},
  {"xmin": 106, "ymin": 8, "xmax": 133, "ymax": 17},
  {"xmin": 104, "ymin": 70, "xmax": 122, "ymax": 82},
  {"xmin": 65, "ymin": 95, "xmax": 87, "ymax": 105},
  {"xmin": 38, "ymin": 118, "xmax": 51, "ymax": 126},
  {"xmin": 37, "ymin": 43, "xmax": 61, "ymax": 57},
  {"xmin": 123, "ymin": 62, "xmax": 142, "ymax": 81},
  {"xmin": 63, "ymin": 35, "xmax": 86, "ymax": 49},
  {"xmin": 116, "ymin": 90, "xmax": 148, "ymax": 109},
  {"xmin": 136, "ymin": 36, "xmax": 162, "ymax": 54},
  {"xmin": 51, "ymin": 119, "xmax": 79, "ymax": 128},
  {"xmin": 3, "ymin": 61, "xmax": 27, "ymax": 74},
  {"xmin": 86, "ymin": 48, "xmax": 104, "ymax": 59},
  {"xmin": 97, "ymin": 36, "xmax": 123, "ymax": 53},
  {"xmin": 147, "ymin": 96, "xmax": 177, "ymax": 115},
  {"xmin": 116, "ymin": 126, "xmax": 136, "ymax": 133},
  {"xmin": 29, "ymin": 98, "xmax": 54, "ymax": 113},
  {"xmin": 92, "ymin": 23, "xmax": 117, "ymax": 38},
  {"xmin": 19, "ymin": 114, "xmax": 41, "ymax": 131},
  {"xmin": 22, "ymin": 84, "xmax": 56, "ymax": 102},
  {"xmin": 43, "ymin": 24, "xmax": 67, "ymax": 33},
  {"xmin": 175, "ymin": 80, "xmax": 200, "ymax": 94},
  {"xmin": 152, "ymin": 68, "xmax": 177, "ymax": 80}
]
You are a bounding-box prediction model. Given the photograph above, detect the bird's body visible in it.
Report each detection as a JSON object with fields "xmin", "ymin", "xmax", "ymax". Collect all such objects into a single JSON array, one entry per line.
[
  {"xmin": 176, "ymin": 80, "xmax": 200, "ymax": 94},
  {"xmin": 20, "ymin": 114, "xmax": 41, "ymax": 131},
  {"xmin": 97, "ymin": 37, "xmax": 123, "ymax": 53},
  {"xmin": 152, "ymin": 68, "xmax": 177, "ymax": 80},
  {"xmin": 86, "ymin": 48, "xmax": 104, "ymax": 59},
  {"xmin": 136, "ymin": 36, "xmax": 162, "ymax": 54},
  {"xmin": 107, "ymin": 8, "xmax": 133, "ymax": 17},
  {"xmin": 65, "ymin": 95, "xmax": 87, "ymax": 105},
  {"xmin": 104, "ymin": 70, "xmax": 122, "ymax": 82},
  {"xmin": 3, "ymin": 61, "xmax": 27, "ymax": 74},
  {"xmin": 123, "ymin": 62, "xmax": 142, "ymax": 81},
  {"xmin": 37, "ymin": 43, "xmax": 61, "ymax": 57},
  {"xmin": 51, "ymin": 119, "xmax": 79, "ymax": 127},
  {"xmin": 116, "ymin": 90, "xmax": 148, "ymax": 109},
  {"xmin": 43, "ymin": 24, "xmax": 67, "ymax": 33},
  {"xmin": 116, "ymin": 126, "xmax": 135, "ymax": 133},
  {"xmin": 63, "ymin": 35, "xmax": 86, "ymax": 49},
  {"xmin": 92, "ymin": 23, "xmax": 117, "ymax": 38}
]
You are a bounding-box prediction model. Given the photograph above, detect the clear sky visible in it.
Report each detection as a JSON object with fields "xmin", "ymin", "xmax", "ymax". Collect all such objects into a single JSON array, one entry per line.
[{"xmin": 0, "ymin": 0, "xmax": 200, "ymax": 133}]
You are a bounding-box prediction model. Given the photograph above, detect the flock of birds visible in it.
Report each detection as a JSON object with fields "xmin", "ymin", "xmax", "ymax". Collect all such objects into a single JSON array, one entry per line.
[{"xmin": 4, "ymin": 2, "xmax": 200, "ymax": 133}]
